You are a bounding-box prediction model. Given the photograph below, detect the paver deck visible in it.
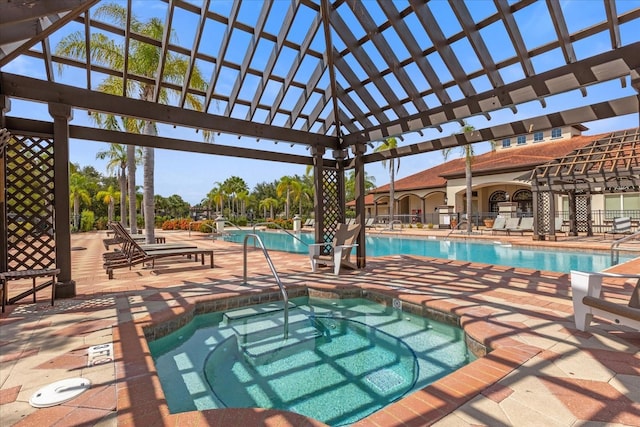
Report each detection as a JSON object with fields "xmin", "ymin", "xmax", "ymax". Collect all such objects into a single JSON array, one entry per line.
[{"xmin": 1, "ymin": 228, "xmax": 638, "ymax": 426}]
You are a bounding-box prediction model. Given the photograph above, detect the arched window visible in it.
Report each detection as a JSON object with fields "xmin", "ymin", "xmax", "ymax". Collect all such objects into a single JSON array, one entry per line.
[
  {"xmin": 513, "ymin": 189, "xmax": 533, "ymax": 215},
  {"xmin": 489, "ymin": 191, "xmax": 507, "ymax": 213}
]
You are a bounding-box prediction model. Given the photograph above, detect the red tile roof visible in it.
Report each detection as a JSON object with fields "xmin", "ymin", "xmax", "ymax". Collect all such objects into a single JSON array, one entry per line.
[{"xmin": 371, "ymin": 133, "xmax": 607, "ymax": 193}]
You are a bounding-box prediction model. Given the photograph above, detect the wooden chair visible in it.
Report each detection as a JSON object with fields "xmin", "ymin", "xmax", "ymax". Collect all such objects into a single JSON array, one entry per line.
[
  {"xmin": 1, "ymin": 268, "xmax": 60, "ymax": 312},
  {"xmin": 309, "ymin": 223, "xmax": 361, "ymax": 275},
  {"xmin": 570, "ymin": 270, "xmax": 640, "ymax": 331}
]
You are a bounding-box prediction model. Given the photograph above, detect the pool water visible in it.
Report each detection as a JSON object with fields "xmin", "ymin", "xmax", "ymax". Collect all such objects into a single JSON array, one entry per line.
[
  {"xmin": 226, "ymin": 230, "xmax": 630, "ymax": 273},
  {"xmin": 149, "ymin": 297, "xmax": 474, "ymax": 426}
]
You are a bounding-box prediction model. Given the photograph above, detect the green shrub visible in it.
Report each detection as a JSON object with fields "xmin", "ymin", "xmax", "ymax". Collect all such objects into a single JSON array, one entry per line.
[
  {"xmin": 95, "ymin": 217, "xmax": 108, "ymax": 230},
  {"xmin": 80, "ymin": 210, "xmax": 95, "ymax": 232},
  {"xmin": 416, "ymin": 222, "xmax": 424, "ymax": 228}
]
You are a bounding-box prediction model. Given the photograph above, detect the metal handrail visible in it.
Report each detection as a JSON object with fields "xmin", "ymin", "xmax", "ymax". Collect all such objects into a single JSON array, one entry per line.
[
  {"xmin": 251, "ymin": 222, "xmax": 308, "ymax": 246},
  {"xmin": 610, "ymin": 230, "xmax": 640, "ymax": 265},
  {"xmin": 371, "ymin": 219, "xmax": 403, "ymax": 234},
  {"xmin": 243, "ymin": 233, "xmax": 289, "ymax": 339},
  {"xmin": 188, "ymin": 221, "xmax": 217, "ymax": 238}
]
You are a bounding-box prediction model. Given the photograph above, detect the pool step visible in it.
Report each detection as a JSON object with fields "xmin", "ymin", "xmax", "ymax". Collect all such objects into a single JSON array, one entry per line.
[
  {"xmin": 228, "ymin": 309, "xmax": 324, "ymax": 366},
  {"xmin": 221, "ymin": 301, "xmax": 297, "ymax": 326}
]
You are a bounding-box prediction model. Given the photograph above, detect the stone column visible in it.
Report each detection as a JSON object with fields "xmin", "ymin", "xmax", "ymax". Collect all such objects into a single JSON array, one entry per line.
[{"xmin": 49, "ymin": 103, "xmax": 75, "ymax": 297}]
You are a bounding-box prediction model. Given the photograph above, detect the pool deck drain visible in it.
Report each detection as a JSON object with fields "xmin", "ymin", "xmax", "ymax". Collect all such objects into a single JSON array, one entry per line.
[{"xmin": 0, "ymin": 229, "xmax": 638, "ymax": 427}]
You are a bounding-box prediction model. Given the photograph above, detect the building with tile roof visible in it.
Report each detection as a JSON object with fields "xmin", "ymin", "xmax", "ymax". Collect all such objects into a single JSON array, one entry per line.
[{"xmin": 350, "ymin": 126, "xmax": 639, "ymax": 233}]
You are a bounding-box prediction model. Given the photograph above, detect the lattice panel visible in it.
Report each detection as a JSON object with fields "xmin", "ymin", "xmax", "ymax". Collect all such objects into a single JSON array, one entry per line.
[
  {"xmin": 320, "ymin": 168, "xmax": 341, "ymax": 255},
  {"xmin": 536, "ymin": 191, "xmax": 551, "ymax": 234},
  {"xmin": 4, "ymin": 134, "xmax": 57, "ymax": 270},
  {"xmin": 576, "ymin": 195, "xmax": 589, "ymax": 232}
]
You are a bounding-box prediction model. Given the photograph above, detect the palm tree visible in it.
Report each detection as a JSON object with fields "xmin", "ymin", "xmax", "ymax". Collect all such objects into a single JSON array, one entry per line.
[
  {"xmin": 345, "ymin": 170, "xmax": 376, "ymax": 203},
  {"xmin": 443, "ymin": 122, "xmax": 476, "ymax": 234},
  {"xmin": 96, "ymin": 185, "xmax": 120, "ymax": 222},
  {"xmin": 206, "ymin": 184, "xmax": 225, "ymax": 216},
  {"xmin": 375, "ymin": 137, "xmax": 400, "ymax": 229},
  {"xmin": 69, "ymin": 172, "xmax": 92, "ymax": 230},
  {"xmin": 56, "ymin": 2, "xmax": 211, "ymax": 242},
  {"xmin": 277, "ymin": 176, "xmax": 301, "ymax": 219},
  {"xmin": 259, "ymin": 197, "xmax": 279, "ymax": 219},
  {"xmin": 96, "ymin": 144, "xmax": 127, "ymax": 226}
]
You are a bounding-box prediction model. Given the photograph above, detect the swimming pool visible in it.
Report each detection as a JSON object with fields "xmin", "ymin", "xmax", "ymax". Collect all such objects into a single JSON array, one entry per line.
[
  {"xmin": 224, "ymin": 230, "xmax": 630, "ymax": 273},
  {"xmin": 149, "ymin": 296, "xmax": 474, "ymax": 426}
]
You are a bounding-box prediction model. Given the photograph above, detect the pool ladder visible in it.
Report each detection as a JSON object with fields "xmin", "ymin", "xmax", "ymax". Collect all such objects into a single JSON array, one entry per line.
[
  {"xmin": 242, "ymin": 233, "xmax": 289, "ymax": 339},
  {"xmin": 610, "ymin": 230, "xmax": 640, "ymax": 265}
]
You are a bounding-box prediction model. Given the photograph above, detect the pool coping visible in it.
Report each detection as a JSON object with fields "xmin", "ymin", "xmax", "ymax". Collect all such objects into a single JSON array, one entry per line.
[{"xmin": 116, "ymin": 282, "xmax": 541, "ymax": 426}]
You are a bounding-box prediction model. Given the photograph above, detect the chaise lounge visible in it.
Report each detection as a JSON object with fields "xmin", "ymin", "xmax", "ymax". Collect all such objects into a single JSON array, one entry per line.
[{"xmin": 103, "ymin": 223, "xmax": 214, "ymax": 279}]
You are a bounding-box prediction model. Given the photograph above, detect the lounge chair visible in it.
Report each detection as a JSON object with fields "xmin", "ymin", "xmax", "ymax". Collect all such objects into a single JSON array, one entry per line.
[
  {"xmin": 493, "ymin": 217, "xmax": 520, "ymax": 235},
  {"xmin": 553, "ymin": 217, "xmax": 567, "ymax": 236},
  {"xmin": 508, "ymin": 217, "xmax": 533, "ymax": 235},
  {"xmin": 104, "ymin": 223, "xmax": 213, "ymax": 279},
  {"xmin": 484, "ymin": 216, "xmax": 506, "ymax": 234},
  {"xmin": 364, "ymin": 218, "xmax": 376, "ymax": 229},
  {"xmin": 604, "ymin": 217, "xmax": 632, "ymax": 237},
  {"xmin": 570, "ymin": 270, "xmax": 640, "ymax": 331},
  {"xmin": 309, "ymin": 223, "xmax": 361, "ymax": 275},
  {"xmin": 103, "ymin": 225, "xmax": 166, "ymax": 249},
  {"xmin": 303, "ymin": 218, "xmax": 315, "ymax": 228}
]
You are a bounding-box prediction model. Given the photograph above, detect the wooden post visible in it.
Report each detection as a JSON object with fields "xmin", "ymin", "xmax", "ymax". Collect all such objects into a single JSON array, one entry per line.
[{"xmin": 48, "ymin": 103, "xmax": 75, "ymax": 297}]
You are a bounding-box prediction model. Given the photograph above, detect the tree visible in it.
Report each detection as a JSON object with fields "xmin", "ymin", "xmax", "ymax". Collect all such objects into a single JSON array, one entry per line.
[
  {"xmin": 96, "ymin": 185, "xmax": 120, "ymax": 222},
  {"xmin": 96, "ymin": 143, "xmax": 130, "ymax": 227},
  {"xmin": 277, "ymin": 176, "xmax": 301, "ymax": 219},
  {"xmin": 259, "ymin": 197, "xmax": 279, "ymax": 219},
  {"xmin": 69, "ymin": 172, "xmax": 92, "ymax": 230},
  {"xmin": 206, "ymin": 184, "xmax": 225, "ymax": 216},
  {"xmin": 374, "ymin": 137, "xmax": 400, "ymax": 229},
  {"xmin": 345, "ymin": 170, "xmax": 376, "ymax": 203},
  {"xmin": 443, "ymin": 122, "xmax": 476, "ymax": 234},
  {"xmin": 56, "ymin": 2, "xmax": 211, "ymax": 243}
]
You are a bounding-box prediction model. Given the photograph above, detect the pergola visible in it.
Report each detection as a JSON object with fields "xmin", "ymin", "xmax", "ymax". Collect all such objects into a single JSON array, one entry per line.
[
  {"xmin": 518, "ymin": 127, "xmax": 640, "ymax": 239},
  {"xmin": 1, "ymin": 0, "xmax": 639, "ymax": 294}
]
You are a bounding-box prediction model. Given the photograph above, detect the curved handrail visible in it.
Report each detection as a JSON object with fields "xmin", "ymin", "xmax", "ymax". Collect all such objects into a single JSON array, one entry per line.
[
  {"xmin": 251, "ymin": 222, "xmax": 308, "ymax": 246},
  {"xmin": 188, "ymin": 221, "xmax": 216, "ymax": 238},
  {"xmin": 610, "ymin": 229, "xmax": 640, "ymax": 265},
  {"xmin": 243, "ymin": 233, "xmax": 289, "ymax": 339},
  {"xmin": 371, "ymin": 219, "xmax": 403, "ymax": 234},
  {"xmin": 223, "ymin": 220, "xmax": 244, "ymax": 231}
]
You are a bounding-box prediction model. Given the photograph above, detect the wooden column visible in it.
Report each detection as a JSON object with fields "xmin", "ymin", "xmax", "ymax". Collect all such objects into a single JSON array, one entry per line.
[
  {"xmin": 333, "ymin": 148, "xmax": 347, "ymax": 223},
  {"xmin": 352, "ymin": 143, "xmax": 366, "ymax": 268},
  {"xmin": 0, "ymin": 96, "xmax": 10, "ymax": 274},
  {"xmin": 312, "ymin": 146, "xmax": 325, "ymax": 244},
  {"xmin": 48, "ymin": 103, "xmax": 75, "ymax": 297}
]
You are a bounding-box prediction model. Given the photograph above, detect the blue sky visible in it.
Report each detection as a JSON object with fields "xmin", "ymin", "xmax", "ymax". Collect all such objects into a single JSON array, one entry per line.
[{"xmin": 2, "ymin": 0, "xmax": 639, "ymax": 204}]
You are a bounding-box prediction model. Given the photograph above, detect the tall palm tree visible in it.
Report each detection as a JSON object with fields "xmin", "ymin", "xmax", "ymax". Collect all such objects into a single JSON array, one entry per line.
[
  {"xmin": 259, "ymin": 197, "xmax": 279, "ymax": 219},
  {"xmin": 443, "ymin": 122, "xmax": 476, "ymax": 234},
  {"xmin": 277, "ymin": 176, "xmax": 301, "ymax": 219},
  {"xmin": 69, "ymin": 172, "xmax": 92, "ymax": 230},
  {"xmin": 56, "ymin": 2, "xmax": 211, "ymax": 242},
  {"xmin": 96, "ymin": 143, "xmax": 127, "ymax": 226},
  {"xmin": 206, "ymin": 184, "xmax": 225, "ymax": 216},
  {"xmin": 374, "ymin": 137, "xmax": 400, "ymax": 229},
  {"xmin": 96, "ymin": 185, "xmax": 120, "ymax": 222}
]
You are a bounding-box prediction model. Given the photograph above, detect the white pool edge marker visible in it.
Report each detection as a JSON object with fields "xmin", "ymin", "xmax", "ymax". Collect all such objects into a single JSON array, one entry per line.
[{"xmin": 29, "ymin": 378, "xmax": 91, "ymax": 408}]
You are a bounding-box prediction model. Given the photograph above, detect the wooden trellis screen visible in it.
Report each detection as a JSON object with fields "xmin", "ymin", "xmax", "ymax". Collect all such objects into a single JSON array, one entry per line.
[{"xmin": 3, "ymin": 132, "xmax": 57, "ymax": 271}]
